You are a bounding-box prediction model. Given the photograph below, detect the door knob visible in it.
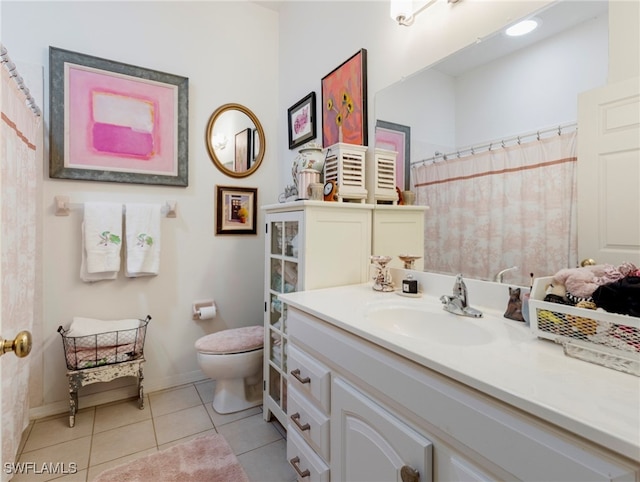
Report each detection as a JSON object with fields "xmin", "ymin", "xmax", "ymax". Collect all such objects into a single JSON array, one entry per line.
[
  {"xmin": 1, "ymin": 330, "xmax": 32, "ymax": 358},
  {"xmin": 580, "ymin": 258, "xmax": 596, "ymax": 267}
]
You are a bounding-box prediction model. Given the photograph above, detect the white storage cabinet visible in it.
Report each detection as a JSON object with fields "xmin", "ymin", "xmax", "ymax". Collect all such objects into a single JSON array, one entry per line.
[
  {"xmin": 372, "ymin": 205, "xmax": 428, "ymax": 270},
  {"xmin": 262, "ymin": 201, "xmax": 372, "ymax": 428}
]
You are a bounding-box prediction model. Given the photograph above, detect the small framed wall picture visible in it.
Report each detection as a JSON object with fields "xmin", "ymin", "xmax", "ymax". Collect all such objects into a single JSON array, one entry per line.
[
  {"xmin": 215, "ymin": 185, "xmax": 257, "ymax": 235},
  {"xmin": 287, "ymin": 92, "xmax": 316, "ymax": 149}
]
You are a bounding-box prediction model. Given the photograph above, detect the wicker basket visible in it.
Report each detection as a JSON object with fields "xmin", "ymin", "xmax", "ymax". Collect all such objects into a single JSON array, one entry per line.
[
  {"xmin": 529, "ymin": 277, "xmax": 639, "ymax": 376},
  {"xmin": 58, "ymin": 315, "xmax": 151, "ymax": 370}
]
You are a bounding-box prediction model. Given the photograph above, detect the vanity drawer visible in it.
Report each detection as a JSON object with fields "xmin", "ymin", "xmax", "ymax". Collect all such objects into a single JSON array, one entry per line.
[
  {"xmin": 288, "ymin": 385, "xmax": 330, "ymax": 462},
  {"xmin": 289, "ymin": 344, "xmax": 331, "ymax": 413},
  {"xmin": 287, "ymin": 428, "xmax": 330, "ymax": 482}
]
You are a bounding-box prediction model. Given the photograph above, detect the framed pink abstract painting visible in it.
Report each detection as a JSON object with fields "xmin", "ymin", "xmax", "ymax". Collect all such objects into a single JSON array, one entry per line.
[
  {"xmin": 49, "ymin": 47, "xmax": 188, "ymax": 187},
  {"xmin": 321, "ymin": 49, "xmax": 368, "ymax": 147}
]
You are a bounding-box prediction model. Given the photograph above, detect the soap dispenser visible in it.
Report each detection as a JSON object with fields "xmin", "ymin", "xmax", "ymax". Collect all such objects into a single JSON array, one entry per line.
[{"xmin": 402, "ymin": 274, "xmax": 418, "ymax": 295}]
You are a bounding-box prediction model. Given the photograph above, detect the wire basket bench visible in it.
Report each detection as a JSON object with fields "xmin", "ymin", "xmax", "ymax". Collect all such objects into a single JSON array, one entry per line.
[{"xmin": 57, "ymin": 315, "xmax": 151, "ymax": 427}]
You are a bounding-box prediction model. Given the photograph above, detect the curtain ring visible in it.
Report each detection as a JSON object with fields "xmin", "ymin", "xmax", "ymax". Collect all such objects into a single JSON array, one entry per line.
[
  {"xmin": 536, "ymin": 131, "xmax": 540, "ymax": 141},
  {"xmin": 517, "ymin": 136, "xmax": 521, "ymax": 145},
  {"xmin": 488, "ymin": 143, "xmax": 493, "ymax": 151},
  {"xmin": 501, "ymin": 140, "xmax": 505, "ymax": 148},
  {"xmin": 457, "ymin": 151, "xmax": 461, "ymax": 158},
  {"xmin": 558, "ymin": 125, "xmax": 562, "ymax": 136}
]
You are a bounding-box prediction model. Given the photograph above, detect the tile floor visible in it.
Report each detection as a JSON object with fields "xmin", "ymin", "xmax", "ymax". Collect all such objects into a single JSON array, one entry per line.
[{"xmin": 12, "ymin": 380, "xmax": 296, "ymax": 482}]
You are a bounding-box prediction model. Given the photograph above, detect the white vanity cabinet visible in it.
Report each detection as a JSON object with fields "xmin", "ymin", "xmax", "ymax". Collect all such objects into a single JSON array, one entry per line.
[
  {"xmin": 286, "ymin": 305, "xmax": 639, "ymax": 482},
  {"xmin": 287, "ymin": 344, "xmax": 331, "ymax": 479},
  {"xmin": 262, "ymin": 201, "xmax": 372, "ymax": 428},
  {"xmin": 332, "ymin": 376, "xmax": 433, "ymax": 482}
]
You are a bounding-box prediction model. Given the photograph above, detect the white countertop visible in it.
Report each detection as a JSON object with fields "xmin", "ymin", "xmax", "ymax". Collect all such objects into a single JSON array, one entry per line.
[{"xmin": 280, "ymin": 280, "xmax": 640, "ymax": 462}]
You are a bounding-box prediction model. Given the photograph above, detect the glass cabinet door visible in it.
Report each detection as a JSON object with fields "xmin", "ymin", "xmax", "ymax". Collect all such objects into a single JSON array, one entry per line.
[{"xmin": 265, "ymin": 214, "xmax": 300, "ymax": 422}]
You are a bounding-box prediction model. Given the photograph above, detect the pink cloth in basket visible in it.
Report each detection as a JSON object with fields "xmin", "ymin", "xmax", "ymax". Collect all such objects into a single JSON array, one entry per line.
[{"xmin": 67, "ymin": 343, "xmax": 138, "ymax": 369}]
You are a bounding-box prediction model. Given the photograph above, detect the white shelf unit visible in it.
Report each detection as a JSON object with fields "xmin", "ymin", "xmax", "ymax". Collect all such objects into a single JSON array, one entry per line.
[
  {"xmin": 323, "ymin": 143, "xmax": 368, "ymax": 203},
  {"xmin": 372, "ymin": 205, "xmax": 429, "ymax": 270},
  {"xmin": 262, "ymin": 201, "xmax": 372, "ymax": 427}
]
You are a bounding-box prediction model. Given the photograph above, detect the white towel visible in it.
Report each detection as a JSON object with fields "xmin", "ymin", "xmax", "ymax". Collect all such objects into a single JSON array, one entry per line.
[
  {"xmin": 81, "ymin": 203, "xmax": 123, "ymax": 282},
  {"xmin": 66, "ymin": 317, "xmax": 141, "ymax": 347},
  {"xmin": 125, "ymin": 203, "xmax": 161, "ymax": 277}
]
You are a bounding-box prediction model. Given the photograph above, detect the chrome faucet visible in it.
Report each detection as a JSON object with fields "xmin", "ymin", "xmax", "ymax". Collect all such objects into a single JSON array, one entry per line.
[
  {"xmin": 494, "ymin": 266, "xmax": 518, "ymax": 283},
  {"xmin": 440, "ymin": 274, "xmax": 483, "ymax": 318}
]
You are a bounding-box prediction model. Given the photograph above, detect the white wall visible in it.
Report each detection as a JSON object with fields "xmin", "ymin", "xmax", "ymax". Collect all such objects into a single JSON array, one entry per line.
[{"xmin": 2, "ymin": 1, "xmax": 279, "ymax": 415}]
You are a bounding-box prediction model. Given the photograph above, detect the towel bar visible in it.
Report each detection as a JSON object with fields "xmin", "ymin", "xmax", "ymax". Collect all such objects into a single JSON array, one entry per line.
[{"xmin": 54, "ymin": 196, "xmax": 177, "ymax": 218}]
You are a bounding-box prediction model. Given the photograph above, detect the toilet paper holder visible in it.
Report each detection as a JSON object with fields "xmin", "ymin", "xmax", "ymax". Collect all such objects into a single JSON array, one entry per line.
[{"xmin": 192, "ymin": 300, "xmax": 216, "ymax": 320}]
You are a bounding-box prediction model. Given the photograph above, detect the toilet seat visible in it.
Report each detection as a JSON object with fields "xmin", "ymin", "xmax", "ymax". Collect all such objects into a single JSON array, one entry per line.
[{"xmin": 195, "ymin": 326, "xmax": 263, "ymax": 355}]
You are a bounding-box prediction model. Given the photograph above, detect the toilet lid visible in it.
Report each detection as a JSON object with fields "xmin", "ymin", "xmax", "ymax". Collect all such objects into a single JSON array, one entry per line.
[{"xmin": 195, "ymin": 325, "xmax": 264, "ymax": 355}]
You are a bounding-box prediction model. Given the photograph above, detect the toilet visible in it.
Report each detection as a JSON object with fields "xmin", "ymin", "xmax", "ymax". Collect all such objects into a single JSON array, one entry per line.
[{"xmin": 195, "ymin": 325, "xmax": 264, "ymax": 414}]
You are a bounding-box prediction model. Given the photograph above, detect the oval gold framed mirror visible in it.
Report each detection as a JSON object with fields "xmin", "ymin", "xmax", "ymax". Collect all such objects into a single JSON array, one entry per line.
[{"xmin": 206, "ymin": 103, "xmax": 265, "ymax": 178}]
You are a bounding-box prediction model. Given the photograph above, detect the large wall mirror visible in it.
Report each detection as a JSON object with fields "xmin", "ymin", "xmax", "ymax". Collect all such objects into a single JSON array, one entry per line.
[
  {"xmin": 206, "ymin": 103, "xmax": 265, "ymax": 178},
  {"xmin": 375, "ymin": 0, "xmax": 609, "ymax": 282}
]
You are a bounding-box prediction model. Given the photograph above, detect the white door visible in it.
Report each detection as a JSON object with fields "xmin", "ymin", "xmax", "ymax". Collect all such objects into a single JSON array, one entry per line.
[
  {"xmin": 332, "ymin": 377, "xmax": 433, "ymax": 482},
  {"xmin": 577, "ymin": 76, "xmax": 640, "ymax": 266},
  {"xmin": 1, "ymin": 62, "xmax": 40, "ymax": 480}
]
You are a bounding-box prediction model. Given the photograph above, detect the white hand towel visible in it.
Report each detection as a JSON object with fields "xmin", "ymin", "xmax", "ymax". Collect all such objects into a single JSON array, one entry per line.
[
  {"xmin": 81, "ymin": 203, "xmax": 123, "ymax": 282},
  {"xmin": 125, "ymin": 203, "xmax": 161, "ymax": 277},
  {"xmin": 66, "ymin": 317, "xmax": 141, "ymax": 347}
]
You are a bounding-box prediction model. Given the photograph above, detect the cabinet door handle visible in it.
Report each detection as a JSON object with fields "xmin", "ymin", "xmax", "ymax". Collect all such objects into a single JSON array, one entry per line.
[
  {"xmin": 401, "ymin": 465, "xmax": 420, "ymax": 482},
  {"xmin": 289, "ymin": 456, "xmax": 311, "ymax": 478},
  {"xmin": 291, "ymin": 368, "xmax": 310, "ymax": 384},
  {"xmin": 290, "ymin": 412, "xmax": 311, "ymax": 431}
]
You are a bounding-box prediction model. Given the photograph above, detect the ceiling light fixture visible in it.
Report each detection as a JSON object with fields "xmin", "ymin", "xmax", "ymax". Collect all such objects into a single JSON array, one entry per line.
[
  {"xmin": 391, "ymin": 0, "xmax": 459, "ymax": 27},
  {"xmin": 505, "ymin": 19, "xmax": 539, "ymax": 37}
]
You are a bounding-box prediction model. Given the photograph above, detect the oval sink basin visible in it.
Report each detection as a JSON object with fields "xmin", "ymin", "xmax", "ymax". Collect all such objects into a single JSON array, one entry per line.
[{"xmin": 365, "ymin": 302, "xmax": 495, "ymax": 346}]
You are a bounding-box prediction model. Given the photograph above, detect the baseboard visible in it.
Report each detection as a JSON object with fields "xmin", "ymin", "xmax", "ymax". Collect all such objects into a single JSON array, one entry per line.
[{"xmin": 29, "ymin": 369, "xmax": 207, "ymax": 420}]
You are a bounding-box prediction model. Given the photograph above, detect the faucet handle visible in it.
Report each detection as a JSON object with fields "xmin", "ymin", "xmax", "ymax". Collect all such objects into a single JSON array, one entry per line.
[{"xmin": 453, "ymin": 274, "xmax": 468, "ymax": 307}]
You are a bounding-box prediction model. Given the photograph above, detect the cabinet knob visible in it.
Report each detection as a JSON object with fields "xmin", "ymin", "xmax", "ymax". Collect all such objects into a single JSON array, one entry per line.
[
  {"xmin": 290, "ymin": 368, "xmax": 311, "ymax": 384},
  {"xmin": 401, "ymin": 465, "xmax": 420, "ymax": 482},
  {"xmin": 289, "ymin": 456, "xmax": 311, "ymax": 478},
  {"xmin": 290, "ymin": 412, "xmax": 311, "ymax": 431}
]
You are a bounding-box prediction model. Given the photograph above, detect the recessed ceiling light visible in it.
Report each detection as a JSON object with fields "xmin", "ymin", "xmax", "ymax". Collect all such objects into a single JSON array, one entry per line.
[{"xmin": 505, "ymin": 19, "xmax": 539, "ymax": 37}]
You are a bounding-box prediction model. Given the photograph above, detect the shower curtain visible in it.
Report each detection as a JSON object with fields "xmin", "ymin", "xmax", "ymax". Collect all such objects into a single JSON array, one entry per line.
[
  {"xmin": 1, "ymin": 56, "xmax": 41, "ymax": 478},
  {"xmin": 413, "ymin": 131, "xmax": 578, "ymax": 287}
]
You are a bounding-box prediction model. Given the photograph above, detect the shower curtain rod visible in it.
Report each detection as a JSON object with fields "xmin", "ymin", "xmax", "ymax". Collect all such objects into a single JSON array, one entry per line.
[
  {"xmin": 411, "ymin": 121, "xmax": 578, "ymax": 167},
  {"xmin": 1, "ymin": 43, "xmax": 42, "ymax": 117}
]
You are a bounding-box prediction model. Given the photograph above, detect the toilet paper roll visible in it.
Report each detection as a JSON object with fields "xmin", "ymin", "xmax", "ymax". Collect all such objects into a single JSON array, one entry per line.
[{"xmin": 198, "ymin": 305, "xmax": 217, "ymax": 320}]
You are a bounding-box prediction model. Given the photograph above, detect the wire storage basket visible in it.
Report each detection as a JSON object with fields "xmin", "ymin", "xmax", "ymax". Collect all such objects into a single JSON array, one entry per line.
[
  {"xmin": 58, "ymin": 315, "xmax": 151, "ymax": 370},
  {"xmin": 529, "ymin": 277, "xmax": 639, "ymax": 376}
]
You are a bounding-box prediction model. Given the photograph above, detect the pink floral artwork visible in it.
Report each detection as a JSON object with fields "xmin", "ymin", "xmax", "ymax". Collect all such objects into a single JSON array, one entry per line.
[{"xmin": 294, "ymin": 106, "xmax": 309, "ymax": 136}]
